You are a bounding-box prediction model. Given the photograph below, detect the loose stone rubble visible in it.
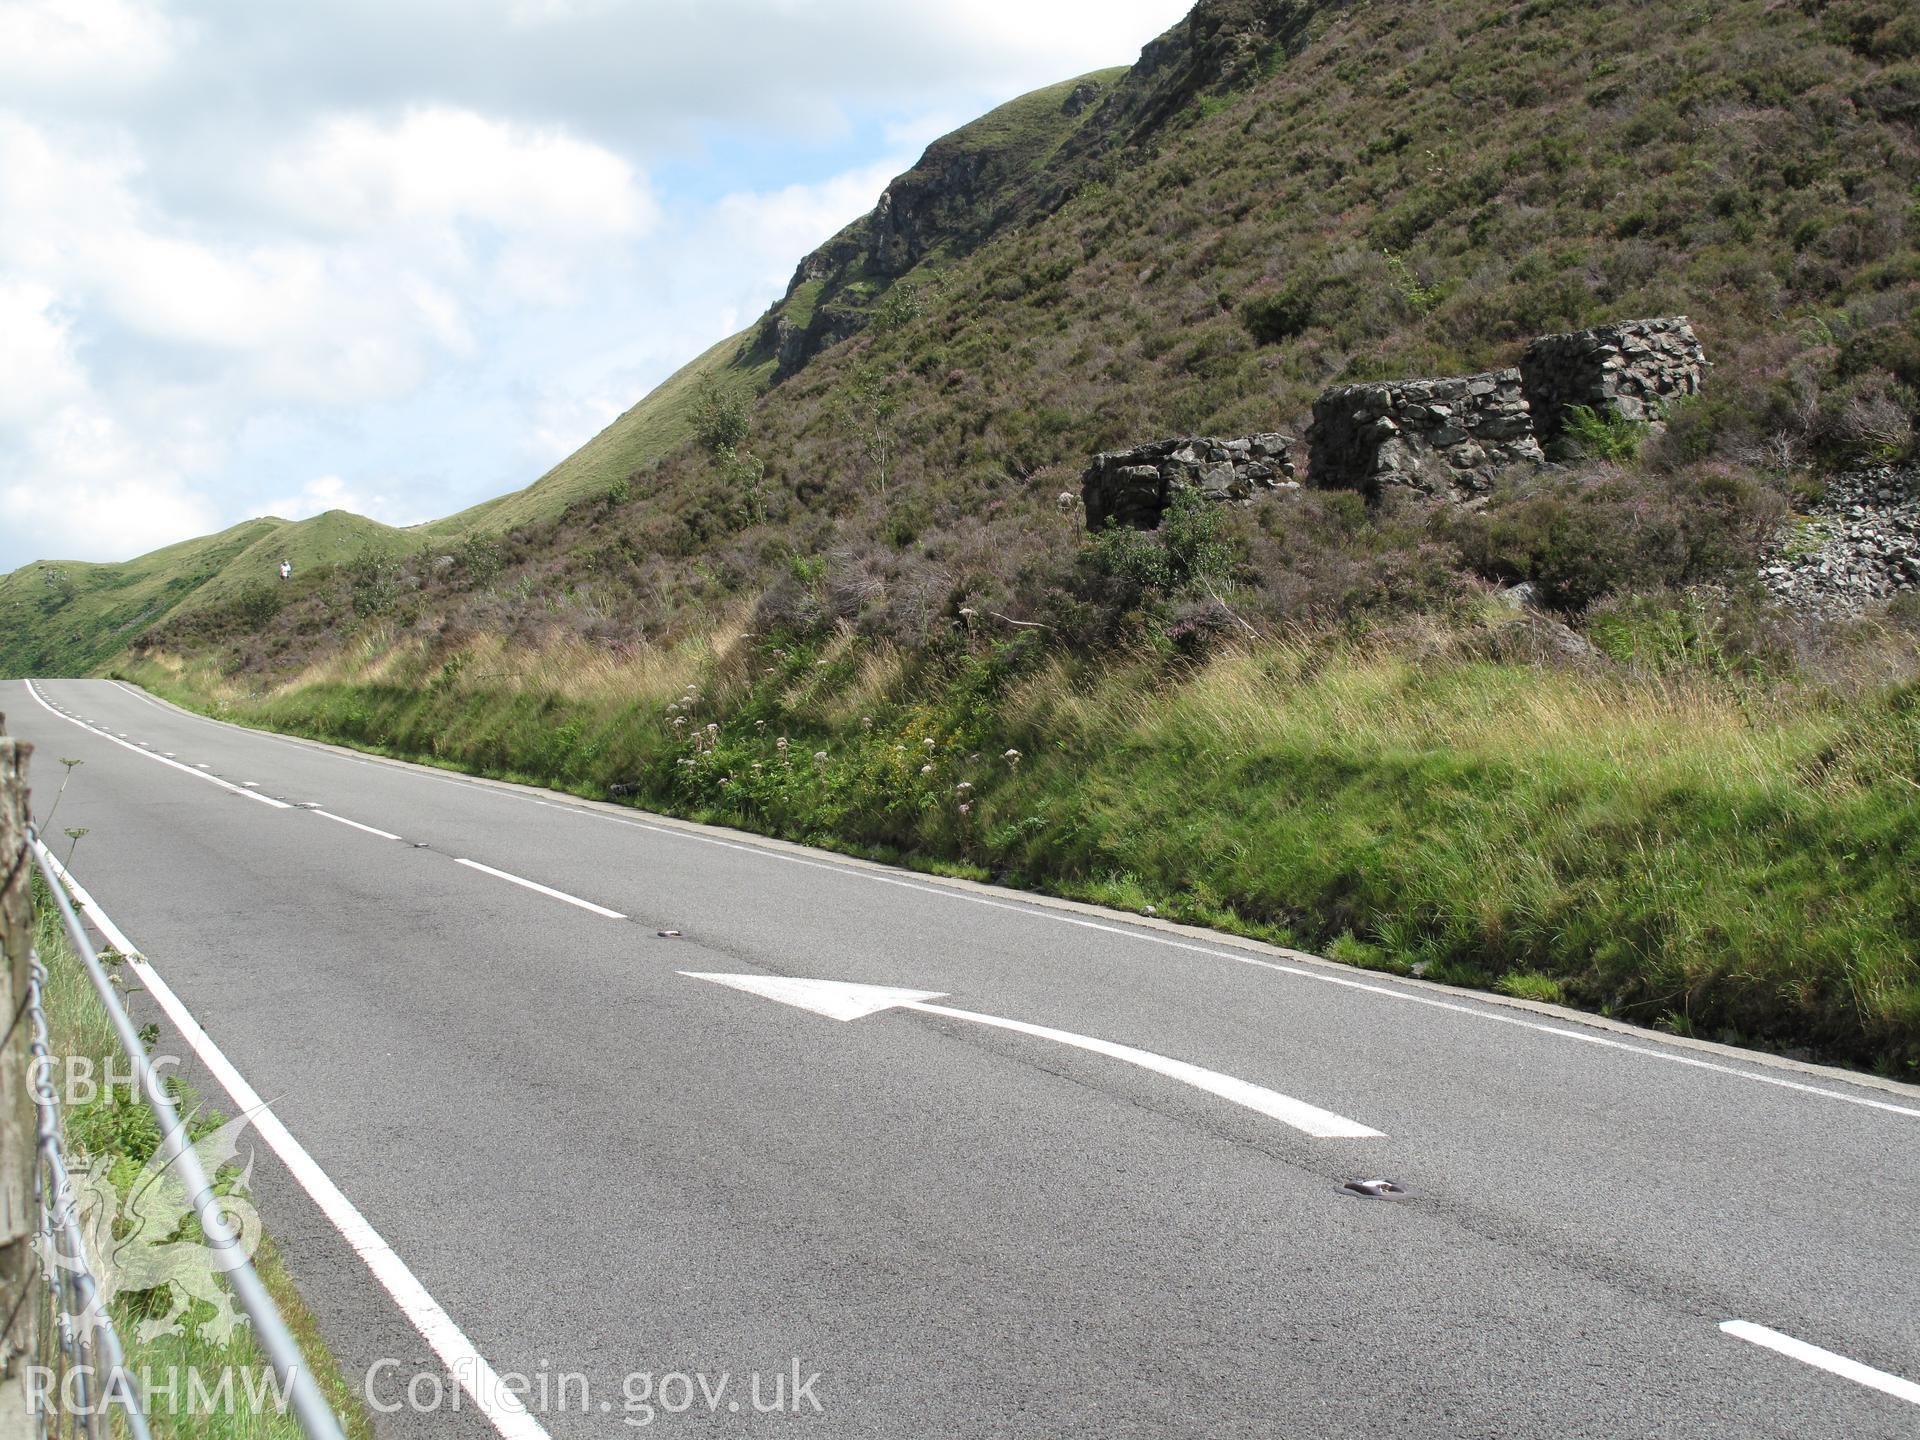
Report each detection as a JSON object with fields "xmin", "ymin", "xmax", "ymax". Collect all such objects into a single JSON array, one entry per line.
[
  {"xmin": 1760, "ymin": 463, "xmax": 1920, "ymax": 616},
  {"xmin": 1082, "ymin": 433, "xmax": 1297, "ymax": 531}
]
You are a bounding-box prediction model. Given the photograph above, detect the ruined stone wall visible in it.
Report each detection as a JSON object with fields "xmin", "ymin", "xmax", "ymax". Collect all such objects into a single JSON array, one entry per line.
[
  {"xmin": 1095, "ymin": 317, "xmax": 1707, "ymax": 517},
  {"xmin": 1520, "ymin": 316, "xmax": 1706, "ymax": 443},
  {"xmin": 1306, "ymin": 370, "xmax": 1543, "ymax": 501},
  {"xmin": 1083, "ymin": 434, "xmax": 1296, "ymax": 530}
]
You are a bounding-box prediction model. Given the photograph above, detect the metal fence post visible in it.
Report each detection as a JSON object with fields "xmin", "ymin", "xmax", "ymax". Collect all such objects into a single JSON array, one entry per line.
[{"xmin": 0, "ymin": 718, "xmax": 34, "ymax": 1439}]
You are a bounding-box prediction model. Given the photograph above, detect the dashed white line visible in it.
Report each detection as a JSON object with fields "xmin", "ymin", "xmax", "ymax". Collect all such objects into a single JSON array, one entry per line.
[
  {"xmin": 24, "ymin": 680, "xmax": 291, "ymax": 810},
  {"xmin": 33, "ymin": 844, "xmax": 552, "ymax": 1440},
  {"xmin": 453, "ymin": 858, "xmax": 626, "ymax": 919},
  {"xmin": 1721, "ymin": 1321, "xmax": 1920, "ymax": 1406},
  {"xmin": 313, "ymin": 810, "xmax": 402, "ymax": 842}
]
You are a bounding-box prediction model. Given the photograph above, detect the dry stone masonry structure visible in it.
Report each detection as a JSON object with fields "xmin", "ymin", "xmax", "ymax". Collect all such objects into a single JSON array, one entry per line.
[
  {"xmin": 1520, "ymin": 317, "xmax": 1707, "ymax": 445},
  {"xmin": 1306, "ymin": 317, "xmax": 1707, "ymax": 503},
  {"xmin": 1306, "ymin": 369, "xmax": 1543, "ymax": 502},
  {"xmin": 1082, "ymin": 434, "xmax": 1297, "ymax": 530},
  {"xmin": 1086, "ymin": 317, "xmax": 1706, "ymax": 529}
]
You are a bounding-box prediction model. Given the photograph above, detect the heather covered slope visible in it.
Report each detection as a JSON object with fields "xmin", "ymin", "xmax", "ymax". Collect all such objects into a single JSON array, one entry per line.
[
  {"xmin": 13, "ymin": 0, "xmax": 1920, "ymax": 664},
  {"xmin": 180, "ymin": 0, "xmax": 1918, "ymax": 658}
]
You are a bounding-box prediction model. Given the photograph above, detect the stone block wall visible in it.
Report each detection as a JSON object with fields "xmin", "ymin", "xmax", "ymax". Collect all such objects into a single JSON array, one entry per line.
[
  {"xmin": 1306, "ymin": 370, "xmax": 1543, "ymax": 501},
  {"xmin": 1520, "ymin": 316, "xmax": 1706, "ymax": 443},
  {"xmin": 1083, "ymin": 434, "xmax": 1296, "ymax": 531}
]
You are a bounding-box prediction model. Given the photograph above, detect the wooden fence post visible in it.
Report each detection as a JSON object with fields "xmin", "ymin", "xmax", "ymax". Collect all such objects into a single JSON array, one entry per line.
[{"xmin": 0, "ymin": 716, "xmax": 33, "ymax": 1438}]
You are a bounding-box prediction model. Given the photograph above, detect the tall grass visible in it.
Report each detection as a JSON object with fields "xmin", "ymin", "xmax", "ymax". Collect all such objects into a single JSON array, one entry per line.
[{"xmin": 124, "ymin": 625, "xmax": 1920, "ymax": 1078}]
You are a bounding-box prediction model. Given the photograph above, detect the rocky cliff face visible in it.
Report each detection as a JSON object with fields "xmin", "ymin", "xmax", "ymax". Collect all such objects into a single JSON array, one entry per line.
[
  {"xmin": 756, "ymin": 1, "xmax": 1332, "ymax": 379},
  {"xmin": 1059, "ymin": 0, "xmax": 1325, "ymax": 164}
]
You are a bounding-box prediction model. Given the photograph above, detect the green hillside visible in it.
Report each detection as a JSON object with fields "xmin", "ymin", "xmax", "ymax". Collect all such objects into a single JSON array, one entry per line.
[
  {"xmin": 13, "ymin": 0, "xmax": 1920, "ymax": 1070},
  {"xmin": 0, "ymin": 509, "xmax": 408, "ymax": 677}
]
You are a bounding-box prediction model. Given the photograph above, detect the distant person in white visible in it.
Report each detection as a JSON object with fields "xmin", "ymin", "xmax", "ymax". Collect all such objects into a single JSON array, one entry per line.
[{"xmin": 279, "ymin": 560, "xmax": 292, "ymax": 580}]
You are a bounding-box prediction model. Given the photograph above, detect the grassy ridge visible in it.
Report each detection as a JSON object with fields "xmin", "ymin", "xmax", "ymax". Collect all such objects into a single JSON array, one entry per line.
[
  {"xmin": 123, "ymin": 624, "xmax": 1920, "ymax": 1078},
  {"xmin": 0, "ymin": 511, "xmax": 411, "ymax": 680}
]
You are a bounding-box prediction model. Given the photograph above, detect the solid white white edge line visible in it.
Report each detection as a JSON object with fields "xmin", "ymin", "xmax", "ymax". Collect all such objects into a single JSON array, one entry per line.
[
  {"xmin": 25, "ymin": 679, "xmax": 291, "ymax": 810},
  {"xmin": 78, "ymin": 680, "xmax": 1920, "ymax": 1122},
  {"xmin": 452, "ymin": 858, "xmax": 626, "ymax": 919},
  {"xmin": 313, "ymin": 810, "xmax": 402, "ymax": 842},
  {"xmin": 1721, "ymin": 1320, "xmax": 1920, "ymax": 1407},
  {"xmin": 34, "ymin": 844, "xmax": 553, "ymax": 1440}
]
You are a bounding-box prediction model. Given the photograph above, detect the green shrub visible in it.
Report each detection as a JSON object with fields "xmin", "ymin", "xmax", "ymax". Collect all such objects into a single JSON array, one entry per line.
[
  {"xmin": 1560, "ymin": 404, "xmax": 1649, "ymax": 463},
  {"xmin": 1816, "ymin": 370, "xmax": 1918, "ymax": 465},
  {"xmin": 1453, "ymin": 469, "xmax": 1785, "ymax": 611},
  {"xmin": 1240, "ymin": 283, "xmax": 1317, "ymax": 344}
]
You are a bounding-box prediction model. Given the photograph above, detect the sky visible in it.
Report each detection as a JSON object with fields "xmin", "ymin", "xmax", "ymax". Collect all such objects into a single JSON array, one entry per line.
[{"xmin": 0, "ymin": 0, "xmax": 1194, "ymax": 572}]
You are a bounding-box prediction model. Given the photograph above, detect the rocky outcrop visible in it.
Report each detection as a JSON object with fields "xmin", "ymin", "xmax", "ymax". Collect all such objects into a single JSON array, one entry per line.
[
  {"xmin": 755, "ymin": 3, "xmax": 1330, "ymax": 383},
  {"xmin": 1761, "ymin": 464, "xmax": 1920, "ymax": 616},
  {"xmin": 1521, "ymin": 317, "xmax": 1707, "ymax": 444},
  {"xmin": 1307, "ymin": 370, "xmax": 1543, "ymax": 501},
  {"xmin": 1083, "ymin": 434, "xmax": 1298, "ymax": 530},
  {"xmin": 1064, "ymin": 0, "xmax": 1324, "ymax": 161}
]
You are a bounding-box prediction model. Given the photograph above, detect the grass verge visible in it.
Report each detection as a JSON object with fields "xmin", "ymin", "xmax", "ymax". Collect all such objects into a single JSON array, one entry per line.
[
  {"xmin": 31, "ymin": 875, "xmax": 373, "ymax": 1439},
  {"xmin": 119, "ymin": 623, "xmax": 1920, "ymax": 1080}
]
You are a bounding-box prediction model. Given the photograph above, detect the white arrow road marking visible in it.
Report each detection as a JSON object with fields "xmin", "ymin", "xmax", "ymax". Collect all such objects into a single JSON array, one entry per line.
[
  {"xmin": 681, "ymin": 973, "xmax": 1385, "ymax": 1139},
  {"xmin": 1721, "ymin": 1321, "xmax": 1920, "ymax": 1406}
]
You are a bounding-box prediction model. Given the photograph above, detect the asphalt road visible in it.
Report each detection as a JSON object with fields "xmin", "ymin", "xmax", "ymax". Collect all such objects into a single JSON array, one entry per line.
[{"xmin": 6, "ymin": 676, "xmax": 1918, "ymax": 1438}]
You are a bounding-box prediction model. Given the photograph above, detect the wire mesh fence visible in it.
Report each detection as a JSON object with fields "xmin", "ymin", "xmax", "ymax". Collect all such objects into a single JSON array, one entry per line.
[
  {"xmin": 21, "ymin": 946, "xmax": 149, "ymax": 1440},
  {"xmin": 1, "ymin": 832, "xmax": 348, "ymax": 1440}
]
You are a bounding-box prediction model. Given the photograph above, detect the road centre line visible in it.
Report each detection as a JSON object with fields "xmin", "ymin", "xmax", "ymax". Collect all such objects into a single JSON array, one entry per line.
[
  {"xmin": 70, "ymin": 682, "xmax": 1920, "ymax": 1120},
  {"xmin": 1721, "ymin": 1321, "xmax": 1920, "ymax": 1407},
  {"xmin": 314, "ymin": 810, "xmax": 403, "ymax": 841},
  {"xmin": 25, "ymin": 679, "xmax": 291, "ymax": 810},
  {"xmin": 33, "ymin": 681, "xmax": 621, "ymax": 912},
  {"xmin": 453, "ymin": 858, "xmax": 627, "ymax": 919},
  {"xmin": 33, "ymin": 844, "xmax": 552, "ymax": 1440}
]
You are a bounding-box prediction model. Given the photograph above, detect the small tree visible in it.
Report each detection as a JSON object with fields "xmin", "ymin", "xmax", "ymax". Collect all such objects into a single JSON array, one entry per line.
[
  {"xmin": 692, "ymin": 379, "xmax": 751, "ymax": 454},
  {"xmin": 840, "ymin": 371, "xmax": 898, "ymax": 496}
]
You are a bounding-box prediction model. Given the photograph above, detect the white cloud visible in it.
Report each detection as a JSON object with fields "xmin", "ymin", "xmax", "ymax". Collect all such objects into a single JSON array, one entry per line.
[
  {"xmin": 0, "ymin": 274, "xmax": 221, "ymax": 563},
  {"xmin": 710, "ymin": 156, "xmax": 905, "ymax": 294},
  {"xmin": 0, "ymin": 0, "xmax": 178, "ymax": 94},
  {"xmin": 0, "ymin": 280, "xmax": 88, "ymax": 424},
  {"xmin": 271, "ymin": 106, "xmax": 657, "ymax": 239}
]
